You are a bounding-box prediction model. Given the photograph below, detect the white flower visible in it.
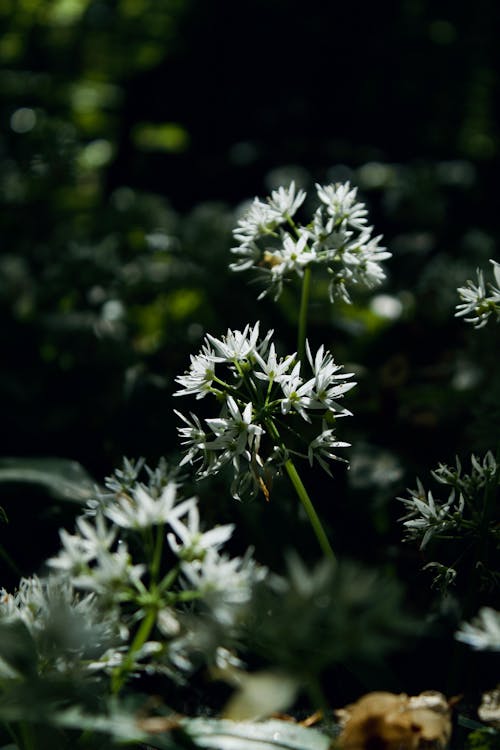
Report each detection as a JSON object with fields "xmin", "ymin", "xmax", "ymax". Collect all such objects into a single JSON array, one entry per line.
[
  {"xmin": 174, "ymin": 323, "xmax": 355, "ymax": 493},
  {"xmin": 230, "ymin": 181, "xmax": 389, "ymax": 305},
  {"xmin": 167, "ymin": 502, "xmax": 234, "ymax": 561},
  {"xmin": 205, "ymin": 397, "xmax": 264, "ymax": 457},
  {"xmin": 455, "ymin": 260, "xmax": 500, "ymax": 328},
  {"xmin": 490, "ymin": 259, "xmax": 500, "ymax": 297},
  {"xmin": 233, "ymin": 198, "xmax": 281, "ymax": 245},
  {"xmin": 206, "ymin": 322, "xmax": 270, "ymax": 363},
  {"xmin": 267, "ymin": 181, "xmax": 306, "ymax": 220},
  {"xmin": 174, "ymin": 343, "xmax": 217, "ymax": 399},
  {"xmin": 280, "ymin": 361, "xmax": 313, "ymax": 422},
  {"xmin": 47, "ymin": 528, "xmax": 94, "ymax": 574},
  {"xmin": 455, "ymin": 607, "xmax": 500, "ymax": 651},
  {"xmin": 181, "ymin": 548, "xmax": 266, "ymax": 625},
  {"xmin": 253, "ymin": 342, "xmax": 296, "ymax": 384},
  {"xmin": 305, "ymin": 342, "xmax": 356, "ymax": 413},
  {"xmin": 229, "ymin": 241, "xmax": 261, "ymax": 272},
  {"xmin": 308, "ymin": 424, "xmax": 350, "ymax": 476},
  {"xmin": 316, "ymin": 181, "xmax": 368, "ymax": 229},
  {"xmin": 74, "ymin": 543, "xmax": 145, "ymax": 595},
  {"xmin": 276, "ymin": 232, "xmax": 316, "ymax": 275},
  {"xmin": 455, "ymin": 268, "xmax": 491, "ymax": 328},
  {"xmin": 48, "ymin": 514, "xmax": 117, "ymax": 574},
  {"xmin": 175, "ymin": 410, "xmax": 209, "ymax": 470},
  {"xmin": 103, "ymin": 481, "xmax": 196, "ymax": 530},
  {"xmin": 398, "ymin": 480, "xmax": 464, "ymax": 549}
]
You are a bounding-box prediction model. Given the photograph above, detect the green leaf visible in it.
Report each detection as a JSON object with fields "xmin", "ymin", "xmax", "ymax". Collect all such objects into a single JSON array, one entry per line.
[
  {"xmin": 0, "ymin": 620, "xmax": 38, "ymax": 679},
  {"xmin": 173, "ymin": 718, "xmax": 331, "ymax": 750},
  {"xmin": 0, "ymin": 458, "xmax": 97, "ymax": 503}
]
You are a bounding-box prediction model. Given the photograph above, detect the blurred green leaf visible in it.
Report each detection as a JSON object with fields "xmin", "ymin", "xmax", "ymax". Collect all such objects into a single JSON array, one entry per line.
[
  {"xmin": 0, "ymin": 620, "xmax": 38, "ymax": 679},
  {"xmin": 133, "ymin": 122, "xmax": 190, "ymax": 153},
  {"xmin": 177, "ymin": 717, "xmax": 331, "ymax": 750},
  {"xmin": 0, "ymin": 458, "xmax": 96, "ymax": 503}
]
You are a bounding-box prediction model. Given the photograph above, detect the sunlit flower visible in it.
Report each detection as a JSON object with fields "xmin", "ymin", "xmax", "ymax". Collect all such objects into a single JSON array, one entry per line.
[
  {"xmin": 308, "ymin": 424, "xmax": 350, "ymax": 476},
  {"xmin": 230, "ymin": 181, "xmax": 389, "ymax": 303},
  {"xmin": 175, "ymin": 324, "xmax": 354, "ymax": 497},
  {"xmin": 316, "ymin": 181, "xmax": 369, "ymax": 229},
  {"xmin": 267, "ymin": 181, "xmax": 306, "ymax": 219}
]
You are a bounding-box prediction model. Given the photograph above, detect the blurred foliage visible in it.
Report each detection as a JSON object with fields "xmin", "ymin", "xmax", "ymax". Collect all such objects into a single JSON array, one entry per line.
[{"xmin": 0, "ymin": 0, "xmax": 499, "ymax": 735}]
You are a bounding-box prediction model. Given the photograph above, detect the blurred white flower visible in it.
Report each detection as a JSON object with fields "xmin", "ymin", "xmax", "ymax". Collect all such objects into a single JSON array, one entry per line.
[
  {"xmin": 168, "ymin": 502, "xmax": 234, "ymax": 561},
  {"xmin": 181, "ymin": 548, "xmax": 266, "ymax": 625},
  {"xmin": 455, "ymin": 607, "xmax": 500, "ymax": 651},
  {"xmin": 103, "ymin": 481, "xmax": 195, "ymax": 530}
]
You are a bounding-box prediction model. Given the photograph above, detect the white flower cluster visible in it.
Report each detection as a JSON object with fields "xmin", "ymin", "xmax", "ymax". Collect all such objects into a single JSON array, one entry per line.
[
  {"xmin": 0, "ymin": 576, "xmax": 117, "ymax": 674},
  {"xmin": 230, "ymin": 181, "xmax": 390, "ymax": 302},
  {"xmin": 0, "ymin": 465, "xmax": 266, "ymax": 679},
  {"xmin": 455, "ymin": 607, "xmax": 500, "ymax": 651},
  {"xmin": 455, "ymin": 258, "xmax": 500, "ymax": 328},
  {"xmin": 174, "ymin": 322, "xmax": 354, "ymax": 499},
  {"xmin": 398, "ymin": 478, "xmax": 465, "ymax": 549}
]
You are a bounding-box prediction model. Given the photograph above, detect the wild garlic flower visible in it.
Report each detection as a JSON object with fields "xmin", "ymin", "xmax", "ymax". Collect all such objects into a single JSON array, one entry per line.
[
  {"xmin": 180, "ymin": 547, "xmax": 267, "ymax": 626},
  {"xmin": 167, "ymin": 503, "xmax": 235, "ymax": 562},
  {"xmin": 455, "ymin": 259, "xmax": 500, "ymax": 328},
  {"xmin": 102, "ymin": 481, "xmax": 196, "ymax": 530},
  {"xmin": 455, "ymin": 607, "xmax": 500, "ymax": 651},
  {"xmin": 398, "ymin": 479, "xmax": 465, "ymax": 549},
  {"xmin": 174, "ymin": 322, "xmax": 355, "ymax": 499},
  {"xmin": 230, "ymin": 181, "xmax": 390, "ymax": 302},
  {"xmin": 0, "ymin": 576, "xmax": 117, "ymax": 672}
]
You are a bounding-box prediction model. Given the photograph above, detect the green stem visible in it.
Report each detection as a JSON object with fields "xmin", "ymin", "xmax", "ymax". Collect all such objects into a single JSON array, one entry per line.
[
  {"xmin": 297, "ymin": 266, "xmax": 312, "ymax": 362},
  {"xmin": 18, "ymin": 722, "xmax": 36, "ymax": 750},
  {"xmin": 284, "ymin": 459, "xmax": 336, "ymax": 562},
  {"xmin": 111, "ymin": 606, "xmax": 157, "ymax": 694},
  {"xmin": 150, "ymin": 524, "xmax": 164, "ymax": 584},
  {"xmin": 266, "ymin": 418, "xmax": 335, "ymax": 560}
]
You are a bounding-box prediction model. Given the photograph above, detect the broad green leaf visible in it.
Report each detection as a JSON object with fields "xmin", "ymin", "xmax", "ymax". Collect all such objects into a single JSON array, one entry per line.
[
  {"xmin": 174, "ymin": 717, "xmax": 331, "ymax": 750},
  {"xmin": 0, "ymin": 458, "xmax": 97, "ymax": 503}
]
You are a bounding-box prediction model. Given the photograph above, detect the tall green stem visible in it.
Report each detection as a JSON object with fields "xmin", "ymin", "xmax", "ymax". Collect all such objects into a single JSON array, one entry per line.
[
  {"xmin": 150, "ymin": 524, "xmax": 164, "ymax": 584},
  {"xmin": 284, "ymin": 459, "xmax": 336, "ymax": 562},
  {"xmin": 297, "ymin": 266, "xmax": 312, "ymax": 362},
  {"xmin": 266, "ymin": 418, "xmax": 335, "ymax": 560},
  {"xmin": 111, "ymin": 606, "xmax": 157, "ymax": 694}
]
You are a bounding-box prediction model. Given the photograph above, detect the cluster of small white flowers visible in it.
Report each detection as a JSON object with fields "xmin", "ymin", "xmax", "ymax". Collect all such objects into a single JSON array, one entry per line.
[
  {"xmin": 15, "ymin": 463, "xmax": 266, "ymax": 678},
  {"xmin": 230, "ymin": 181, "xmax": 390, "ymax": 302},
  {"xmin": 174, "ymin": 322, "xmax": 355, "ymax": 499},
  {"xmin": 398, "ymin": 478, "xmax": 465, "ymax": 549},
  {"xmin": 47, "ymin": 510, "xmax": 146, "ymax": 597},
  {"xmin": 455, "ymin": 607, "xmax": 500, "ymax": 651},
  {"xmin": 0, "ymin": 576, "xmax": 118, "ymax": 673},
  {"xmin": 455, "ymin": 258, "xmax": 500, "ymax": 328}
]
